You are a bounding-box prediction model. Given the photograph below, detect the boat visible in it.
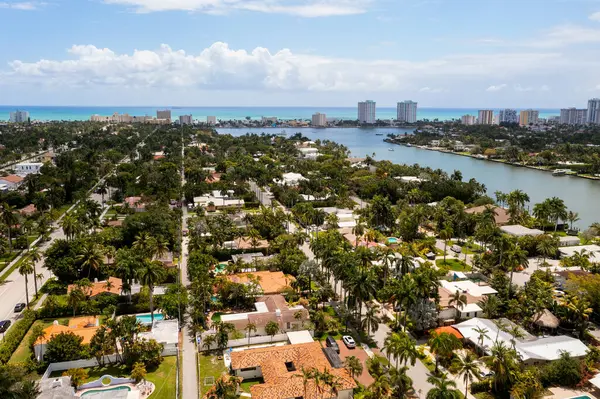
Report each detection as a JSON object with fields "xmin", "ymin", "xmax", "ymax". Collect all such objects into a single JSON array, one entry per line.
[
  {"xmin": 375, "ymin": 133, "xmax": 383, "ymax": 136},
  {"xmin": 388, "ymin": 148, "xmax": 395, "ymax": 151},
  {"xmin": 406, "ymin": 143, "xmax": 412, "ymax": 147},
  {"xmin": 552, "ymin": 169, "xmax": 567, "ymax": 176}
]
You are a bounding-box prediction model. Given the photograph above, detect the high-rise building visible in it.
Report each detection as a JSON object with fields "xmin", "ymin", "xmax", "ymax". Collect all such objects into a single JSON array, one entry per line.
[
  {"xmin": 311, "ymin": 113, "xmax": 327, "ymax": 127},
  {"xmin": 588, "ymin": 98, "xmax": 600, "ymax": 124},
  {"xmin": 207, "ymin": 116, "xmax": 217, "ymax": 125},
  {"xmin": 179, "ymin": 115, "xmax": 193, "ymax": 125},
  {"xmin": 519, "ymin": 109, "xmax": 539, "ymax": 126},
  {"xmin": 560, "ymin": 108, "xmax": 588, "ymax": 125},
  {"xmin": 9, "ymin": 110, "xmax": 30, "ymax": 123},
  {"xmin": 396, "ymin": 101, "xmax": 418, "ymax": 123},
  {"xmin": 498, "ymin": 109, "xmax": 517, "ymax": 124},
  {"xmin": 477, "ymin": 110, "xmax": 494, "ymax": 125},
  {"xmin": 156, "ymin": 110, "xmax": 172, "ymax": 122},
  {"xmin": 358, "ymin": 100, "xmax": 376, "ymax": 124},
  {"xmin": 461, "ymin": 115, "xmax": 476, "ymax": 125}
]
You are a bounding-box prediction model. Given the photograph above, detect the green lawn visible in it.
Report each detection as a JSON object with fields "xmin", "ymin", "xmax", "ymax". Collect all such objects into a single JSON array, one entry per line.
[
  {"xmin": 451, "ymin": 240, "xmax": 482, "ymax": 255},
  {"xmin": 240, "ymin": 378, "xmax": 263, "ymax": 393},
  {"xmin": 199, "ymin": 354, "xmax": 227, "ymax": 396},
  {"xmin": 436, "ymin": 258, "xmax": 471, "ymax": 272},
  {"xmin": 49, "ymin": 357, "xmax": 177, "ymax": 399}
]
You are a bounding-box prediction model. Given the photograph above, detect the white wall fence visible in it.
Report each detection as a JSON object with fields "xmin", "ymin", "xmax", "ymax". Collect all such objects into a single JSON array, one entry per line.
[
  {"xmin": 42, "ymin": 355, "xmax": 121, "ymax": 380},
  {"xmin": 199, "ymin": 331, "xmax": 314, "ymax": 351}
]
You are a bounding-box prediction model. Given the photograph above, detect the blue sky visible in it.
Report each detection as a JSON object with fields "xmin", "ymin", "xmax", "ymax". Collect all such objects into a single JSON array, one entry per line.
[{"xmin": 1, "ymin": 0, "xmax": 600, "ymax": 107}]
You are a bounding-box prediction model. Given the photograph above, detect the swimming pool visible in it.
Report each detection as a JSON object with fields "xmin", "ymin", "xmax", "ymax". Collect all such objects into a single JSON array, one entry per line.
[
  {"xmin": 81, "ymin": 385, "xmax": 131, "ymax": 397},
  {"xmin": 566, "ymin": 396, "xmax": 592, "ymax": 399},
  {"xmin": 136, "ymin": 312, "xmax": 164, "ymax": 325},
  {"xmin": 387, "ymin": 237, "xmax": 399, "ymax": 244},
  {"xmin": 215, "ymin": 263, "xmax": 227, "ymax": 273}
]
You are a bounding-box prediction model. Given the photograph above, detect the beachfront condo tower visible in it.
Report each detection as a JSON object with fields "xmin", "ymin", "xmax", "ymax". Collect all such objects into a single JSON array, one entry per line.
[
  {"xmin": 397, "ymin": 101, "xmax": 418, "ymax": 123},
  {"xmin": 358, "ymin": 100, "xmax": 376, "ymax": 124}
]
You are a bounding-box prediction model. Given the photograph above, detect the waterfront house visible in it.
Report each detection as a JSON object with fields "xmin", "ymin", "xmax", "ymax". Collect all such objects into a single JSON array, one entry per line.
[
  {"xmin": 465, "ymin": 205, "xmax": 510, "ymax": 226},
  {"xmin": 500, "ymin": 225, "xmax": 544, "ymax": 237},
  {"xmin": 558, "ymin": 244, "xmax": 600, "ymax": 258}
]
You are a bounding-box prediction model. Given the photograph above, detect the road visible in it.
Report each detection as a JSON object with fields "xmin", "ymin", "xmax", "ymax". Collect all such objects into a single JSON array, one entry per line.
[{"xmin": 180, "ymin": 133, "xmax": 199, "ymax": 399}]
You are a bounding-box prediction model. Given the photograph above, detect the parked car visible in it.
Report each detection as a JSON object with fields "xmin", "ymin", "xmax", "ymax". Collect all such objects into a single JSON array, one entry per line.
[
  {"xmin": 325, "ymin": 336, "xmax": 340, "ymax": 353},
  {"xmin": 14, "ymin": 303, "xmax": 26, "ymax": 313},
  {"xmin": 0, "ymin": 320, "xmax": 11, "ymax": 333},
  {"xmin": 450, "ymin": 245, "xmax": 462, "ymax": 253},
  {"xmin": 342, "ymin": 335, "xmax": 356, "ymax": 349},
  {"xmin": 426, "ymin": 252, "xmax": 436, "ymax": 260}
]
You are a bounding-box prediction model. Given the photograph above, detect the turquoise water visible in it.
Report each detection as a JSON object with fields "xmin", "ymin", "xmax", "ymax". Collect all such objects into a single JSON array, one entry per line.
[
  {"xmin": 81, "ymin": 385, "xmax": 131, "ymax": 397},
  {"xmin": 387, "ymin": 238, "xmax": 399, "ymax": 243},
  {"xmin": 215, "ymin": 263, "xmax": 227, "ymax": 273},
  {"xmin": 136, "ymin": 313, "xmax": 164, "ymax": 324},
  {"xmin": 567, "ymin": 396, "xmax": 592, "ymax": 399},
  {"xmin": 0, "ymin": 106, "xmax": 560, "ymax": 122}
]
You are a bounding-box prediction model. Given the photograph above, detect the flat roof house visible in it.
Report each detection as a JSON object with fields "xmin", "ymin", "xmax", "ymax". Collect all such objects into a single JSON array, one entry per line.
[
  {"xmin": 34, "ymin": 317, "xmax": 101, "ymax": 360},
  {"xmin": 500, "ymin": 225, "xmax": 544, "ymax": 237},
  {"xmin": 227, "ymin": 271, "xmax": 294, "ymax": 295},
  {"xmin": 67, "ymin": 277, "xmax": 123, "ymax": 297},
  {"xmin": 438, "ymin": 280, "xmax": 497, "ymax": 321},
  {"xmin": 230, "ymin": 341, "xmax": 356, "ymax": 399}
]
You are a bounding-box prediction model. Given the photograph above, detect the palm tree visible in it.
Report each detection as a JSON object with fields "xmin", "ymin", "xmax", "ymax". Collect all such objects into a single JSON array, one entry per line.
[
  {"xmin": 344, "ymin": 356, "xmax": 363, "ymax": 379},
  {"xmin": 1, "ymin": 203, "xmax": 17, "ymax": 252},
  {"xmin": 566, "ymin": 294, "xmax": 593, "ymax": 339},
  {"xmin": 202, "ymin": 334, "xmax": 216, "ymax": 353},
  {"xmin": 137, "ymin": 260, "xmax": 166, "ymax": 324},
  {"xmin": 28, "ymin": 247, "xmax": 42, "ymax": 297},
  {"xmin": 452, "ymin": 352, "xmax": 479, "ymax": 398},
  {"xmin": 484, "ymin": 340, "xmax": 518, "ymax": 394},
  {"xmin": 439, "ymin": 225, "xmax": 454, "ymax": 264},
  {"xmin": 567, "ymin": 211, "xmax": 580, "ymax": 230},
  {"xmin": 265, "ymin": 320, "xmax": 279, "ymax": 342},
  {"xmin": 472, "ymin": 326, "xmax": 490, "ymax": 352},
  {"xmin": 390, "ymin": 365, "xmax": 414, "ymax": 398},
  {"xmin": 60, "ymin": 214, "xmax": 77, "ymax": 241},
  {"xmin": 448, "ymin": 290, "xmax": 467, "ymax": 321},
  {"xmin": 428, "ymin": 332, "xmax": 462, "ymax": 372},
  {"xmin": 346, "ymin": 268, "xmax": 378, "ymax": 322},
  {"xmin": 352, "ymin": 218, "xmax": 366, "ymax": 248},
  {"xmin": 67, "ymin": 287, "xmax": 86, "ymax": 316},
  {"xmin": 133, "ymin": 232, "xmax": 154, "ymax": 258},
  {"xmin": 77, "ymin": 242, "xmax": 105, "ymax": 278},
  {"xmin": 505, "ymin": 245, "xmax": 528, "ymax": 293},
  {"xmin": 18, "ymin": 259, "xmax": 34, "ymax": 308},
  {"xmin": 361, "ymin": 303, "xmax": 381, "ymax": 337},
  {"xmin": 426, "ymin": 373, "xmax": 461, "ymax": 399},
  {"xmin": 478, "ymin": 295, "xmax": 500, "ymax": 319},
  {"xmin": 536, "ymin": 235, "xmax": 557, "ymax": 268},
  {"xmin": 245, "ymin": 322, "xmax": 257, "ymax": 346}
]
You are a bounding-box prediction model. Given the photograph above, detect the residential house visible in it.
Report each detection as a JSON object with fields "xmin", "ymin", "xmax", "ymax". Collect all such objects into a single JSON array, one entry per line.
[
  {"xmin": 19, "ymin": 204, "xmax": 37, "ymax": 217},
  {"xmin": 0, "ymin": 174, "xmax": 24, "ymax": 190},
  {"xmin": 138, "ymin": 319, "xmax": 179, "ymax": 356},
  {"xmin": 554, "ymin": 270, "xmax": 589, "ymax": 290},
  {"xmin": 465, "ymin": 205, "xmax": 510, "ymax": 226},
  {"xmin": 558, "ymin": 244, "xmax": 600, "ymax": 258},
  {"xmin": 193, "ymin": 190, "xmax": 245, "ymax": 210},
  {"xmin": 500, "ymin": 225, "xmax": 544, "ymax": 237},
  {"xmin": 452, "ymin": 317, "xmax": 588, "ymax": 365},
  {"xmin": 227, "ymin": 271, "xmax": 294, "ymax": 295},
  {"xmin": 123, "ymin": 196, "xmax": 146, "ymax": 212},
  {"xmin": 34, "ymin": 317, "xmax": 101, "ymax": 360},
  {"xmin": 223, "ymin": 237, "xmax": 269, "ymax": 250},
  {"xmin": 154, "ymin": 251, "xmax": 176, "ymax": 268},
  {"xmin": 221, "ymin": 295, "xmax": 310, "ymax": 336},
  {"xmin": 438, "ymin": 279, "xmax": 497, "ymax": 321},
  {"xmin": 38, "ymin": 376, "xmax": 76, "ymax": 399},
  {"xmin": 15, "ymin": 162, "xmax": 43, "ymax": 176},
  {"xmin": 231, "ymin": 252, "xmax": 273, "ymax": 265},
  {"xmin": 230, "ymin": 341, "xmax": 356, "ymax": 399},
  {"xmin": 273, "ymin": 172, "xmax": 307, "ymax": 186},
  {"xmin": 67, "ymin": 277, "xmax": 123, "ymax": 298}
]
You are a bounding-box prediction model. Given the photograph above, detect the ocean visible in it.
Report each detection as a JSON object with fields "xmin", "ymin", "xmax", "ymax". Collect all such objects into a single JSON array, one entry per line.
[{"xmin": 0, "ymin": 106, "xmax": 561, "ymax": 122}]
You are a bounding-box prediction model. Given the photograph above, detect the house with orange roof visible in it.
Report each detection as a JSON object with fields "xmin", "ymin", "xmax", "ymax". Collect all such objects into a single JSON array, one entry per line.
[
  {"xmin": 229, "ymin": 341, "xmax": 356, "ymax": 399},
  {"xmin": 227, "ymin": 271, "xmax": 294, "ymax": 295},
  {"xmin": 67, "ymin": 277, "xmax": 123, "ymax": 298},
  {"xmin": 123, "ymin": 196, "xmax": 146, "ymax": 212},
  {"xmin": 0, "ymin": 174, "xmax": 24, "ymax": 190},
  {"xmin": 19, "ymin": 204, "xmax": 37, "ymax": 216},
  {"xmin": 33, "ymin": 316, "xmax": 101, "ymax": 361}
]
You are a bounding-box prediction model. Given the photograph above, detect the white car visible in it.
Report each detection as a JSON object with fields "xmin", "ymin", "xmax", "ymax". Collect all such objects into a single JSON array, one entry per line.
[{"xmin": 342, "ymin": 335, "xmax": 356, "ymax": 349}]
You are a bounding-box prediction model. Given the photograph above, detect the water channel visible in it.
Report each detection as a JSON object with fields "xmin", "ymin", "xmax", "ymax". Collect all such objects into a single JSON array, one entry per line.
[{"xmin": 217, "ymin": 127, "xmax": 599, "ymax": 228}]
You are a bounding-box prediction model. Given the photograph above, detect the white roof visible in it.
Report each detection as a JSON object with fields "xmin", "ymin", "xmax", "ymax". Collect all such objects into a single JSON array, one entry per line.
[
  {"xmin": 286, "ymin": 330, "xmax": 314, "ymax": 345},
  {"xmin": 441, "ymin": 280, "xmax": 498, "ymax": 297},
  {"xmin": 460, "ymin": 303, "xmax": 483, "ymax": 313},
  {"xmin": 589, "ymin": 374, "xmax": 600, "ymax": 389},
  {"xmin": 559, "ymin": 245, "xmax": 600, "ymax": 258},
  {"xmin": 453, "ymin": 318, "xmax": 588, "ymax": 361},
  {"xmin": 500, "ymin": 225, "xmax": 544, "ymax": 237},
  {"xmin": 139, "ymin": 319, "xmax": 179, "ymax": 346},
  {"xmin": 559, "ymin": 236, "xmax": 581, "ymax": 245}
]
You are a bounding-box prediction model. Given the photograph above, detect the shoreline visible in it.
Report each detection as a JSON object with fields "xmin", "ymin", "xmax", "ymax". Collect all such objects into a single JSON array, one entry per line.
[{"xmin": 384, "ymin": 139, "xmax": 600, "ymax": 182}]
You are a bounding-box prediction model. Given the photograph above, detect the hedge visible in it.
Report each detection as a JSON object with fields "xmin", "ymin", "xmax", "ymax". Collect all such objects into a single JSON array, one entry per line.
[
  {"xmin": 470, "ymin": 379, "xmax": 493, "ymax": 394},
  {"xmin": 0, "ymin": 309, "xmax": 37, "ymax": 364}
]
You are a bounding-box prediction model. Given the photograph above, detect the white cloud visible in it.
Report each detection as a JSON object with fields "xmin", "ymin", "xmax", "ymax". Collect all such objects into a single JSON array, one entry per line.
[
  {"xmin": 590, "ymin": 11, "xmax": 600, "ymax": 21},
  {"xmin": 486, "ymin": 84, "xmax": 507, "ymax": 92},
  {"xmin": 1, "ymin": 43, "xmax": 577, "ymax": 95},
  {"xmin": 540, "ymin": 85, "xmax": 551, "ymax": 91},
  {"xmin": 102, "ymin": 0, "xmax": 370, "ymax": 17},
  {"xmin": 419, "ymin": 87, "xmax": 444, "ymax": 93},
  {"xmin": 0, "ymin": 1, "xmax": 44, "ymax": 10}
]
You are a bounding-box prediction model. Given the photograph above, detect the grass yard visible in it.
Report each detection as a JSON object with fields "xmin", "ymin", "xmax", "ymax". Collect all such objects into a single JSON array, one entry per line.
[
  {"xmin": 436, "ymin": 258, "xmax": 471, "ymax": 272},
  {"xmin": 452, "ymin": 240, "xmax": 482, "ymax": 255},
  {"xmin": 199, "ymin": 354, "xmax": 228, "ymax": 396},
  {"xmin": 240, "ymin": 378, "xmax": 264, "ymax": 393},
  {"xmin": 49, "ymin": 357, "xmax": 177, "ymax": 399},
  {"xmin": 10, "ymin": 318, "xmax": 70, "ymax": 364}
]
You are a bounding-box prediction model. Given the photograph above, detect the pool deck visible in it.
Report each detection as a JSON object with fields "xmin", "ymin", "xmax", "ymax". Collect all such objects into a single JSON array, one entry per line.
[
  {"xmin": 546, "ymin": 387, "xmax": 599, "ymax": 399},
  {"xmin": 77, "ymin": 382, "xmax": 155, "ymax": 399}
]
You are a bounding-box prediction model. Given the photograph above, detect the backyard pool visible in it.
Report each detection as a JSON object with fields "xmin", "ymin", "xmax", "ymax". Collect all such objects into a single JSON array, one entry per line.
[
  {"xmin": 566, "ymin": 396, "xmax": 592, "ymax": 399},
  {"xmin": 215, "ymin": 263, "xmax": 227, "ymax": 273},
  {"xmin": 81, "ymin": 385, "xmax": 131, "ymax": 397},
  {"xmin": 136, "ymin": 312, "xmax": 164, "ymax": 325},
  {"xmin": 387, "ymin": 237, "xmax": 399, "ymax": 244}
]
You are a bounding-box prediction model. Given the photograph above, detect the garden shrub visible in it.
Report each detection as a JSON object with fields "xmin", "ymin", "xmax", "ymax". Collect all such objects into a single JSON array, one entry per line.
[
  {"xmin": 0, "ymin": 309, "xmax": 37, "ymax": 364},
  {"xmin": 470, "ymin": 379, "xmax": 493, "ymax": 394}
]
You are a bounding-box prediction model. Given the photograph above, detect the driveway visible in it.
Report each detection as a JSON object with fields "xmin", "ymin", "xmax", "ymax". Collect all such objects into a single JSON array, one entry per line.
[{"xmin": 336, "ymin": 339, "xmax": 380, "ymax": 386}]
